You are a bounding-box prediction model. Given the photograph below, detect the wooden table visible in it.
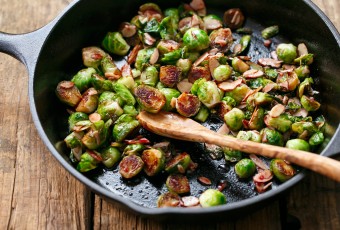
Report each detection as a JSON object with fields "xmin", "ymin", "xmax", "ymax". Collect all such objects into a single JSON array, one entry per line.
[{"xmin": 1, "ymin": 0, "xmax": 339, "ymax": 229}]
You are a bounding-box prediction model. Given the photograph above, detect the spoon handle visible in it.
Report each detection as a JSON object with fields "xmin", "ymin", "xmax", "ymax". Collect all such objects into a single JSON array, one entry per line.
[{"xmin": 203, "ymin": 132, "xmax": 340, "ymax": 183}]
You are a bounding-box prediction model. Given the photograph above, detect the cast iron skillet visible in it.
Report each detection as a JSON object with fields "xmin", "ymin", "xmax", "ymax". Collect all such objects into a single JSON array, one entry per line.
[{"xmin": 1, "ymin": 0, "xmax": 340, "ymax": 221}]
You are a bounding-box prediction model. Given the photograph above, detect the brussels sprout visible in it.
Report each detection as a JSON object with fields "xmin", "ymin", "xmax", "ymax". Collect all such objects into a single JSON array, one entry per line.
[
  {"xmin": 276, "ymin": 43, "xmax": 297, "ymax": 64},
  {"xmin": 56, "ymin": 81, "xmax": 82, "ymax": 107},
  {"xmin": 164, "ymin": 8, "xmax": 179, "ymax": 24},
  {"xmin": 82, "ymin": 119, "xmax": 112, "ymax": 149},
  {"xmin": 224, "ymin": 84, "xmax": 250, "ymax": 104},
  {"xmin": 159, "ymin": 16, "xmax": 177, "ymax": 40},
  {"xmin": 176, "ymin": 93, "xmax": 201, "ymax": 117},
  {"xmin": 119, "ymin": 155, "xmax": 144, "ymax": 179},
  {"xmin": 197, "ymin": 81, "xmax": 222, "ymax": 108},
  {"xmin": 191, "ymin": 78, "xmax": 207, "ymax": 95},
  {"xmin": 261, "ymin": 25, "xmax": 279, "ymax": 39},
  {"xmin": 213, "ymin": 65, "xmax": 232, "ymax": 82},
  {"xmin": 71, "ymin": 67, "xmax": 96, "ymax": 92},
  {"xmin": 186, "ymin": 52, "xmax": 201, "ymax": 62},
  {"xmin": 68, "ymin": 112, "xmax": 89, "ymax": 131},
  {"xmin": 223, "ymin": 147, "xmax": 242, "ymax": 162},
  {"xmin": 183, "ymin": 28, "xmax": 210, "ymax": 51},
  {"xmin": 101, "ymin": 55, "xmax": 122, "ymax": 80},
  {"xmin": 157, "ymin": 40, "xmax": 180, "ymax": 54},
  {"xmin": 141, "ymin": 148, "xmax": 165, "ymax": 176},
  {"xmin": 112, "ymin": 114, "xmax": 140, "ymax": 142},
  {"xmin": 247, "ymin": 92, "xmax": 273, "ymax": 107},
  {"xmin": 119, "ymin": 22, "xmax": 137, "ymax": 38},
  {"xmin": 141, "ymin": 66, "xmax": 159, "ymax": 87},
  {"xmin": 160, "ymin": 88, "xmax": 181, "ymax": 111},
  {"xmin": 135, "ymin": 85, "xmax": 166, "ymax": 113},
  {"xmin": 139, "ymin": 2, "xmax": 162, "ymax": 14},
  {"xmin": 64, "ymin": 131, "xmax": 83, "ymax": 149},
  {"xmin": 159, "ymin": 65, "xmax": 182, "ymax": 87},
  {"xmin": 232, "ymin": 57, "xmax": 250, "ymax": 73},
  {"xmin": 166, "ymin": 174, "xmax": 190, "ymax": 194},
  {"xmin": 165, "ymin": 152, "xmax": 191, "ymax": 174},
  {"xmin": 203, "ymin": 14, "xmax": 223, "ymax": 31},
  {"xmin": 91, "ymin": 74, "xmax": 114, "ymax": 92},
  {"xmin": 264, "ymin": 68, "xmax": 278, "ymax": 80},
  {"xmin": 176, "ymin": 58, "xmax": 192, "ymax": 77},
  {"xmin": 130, "ymin": 15, "xmax": 147, "ymax": 29},
  {"xmin": 76, "ymin": 88, "xmax": 99, "ymax": 114},
  {"xmin": 270, "ymin": 159, "xmax": 295, "ymax": 182},
  {"xmin": 235, "ymin": 158, "xmax": 256, "ymax": 179},
  {"xmin": 248, "ymin": 78, "xmax": 274, "ymax": 89},
  {"xmin": 188, "ymin": 65, "xmax": 211, "ymax": 83},
  {"xmin": 135, "ymin": 48, "xmax": 156, "ymax": 71},
  {"xmin": 291, "ymin": 121, "xmax": 318, "ymax": 136},
  {"xmin": 116, "ymin": 75, "xmax": 135, "ymax": 90},
  {"xmin": 194, "ymin": 105, "xmax": 210, "ymax": 122},
  {"xmin": 209, "ymin": 28, "xmax": 233, "ymax": 52},
  {"xmin": 123, "ymin": 105, "xmax": 138, "ymax": 116},
  {"xmin": 102, "ymin": 32, "xmax": 130, "ymax": 56},
  {"xmin": 237, "ymin": 35, "xmax": 251, "ymax": 54},
  {"xmin": 143, "ymin": 18, "xmax": 160, "ymax": 34},
  {"xmin": 77, "ymin": 151, "xmax": 99, "ymax": 172},
  {"xmin": 113, "ymin": 83, "xmax": 136, "ymax": 106},
  {"xmin": 286, "ymin": 139, "xmax": 310, "ymax": 151},
  {"xmin": 157, "ymin": 192, "xmax": 181, "ymax": 208},
  {"xmin": 101, "ymin": 146, "xmax": 121, "ymax": 168},
  {"xmin": 96, "ymin": 99, "xmax": 124, "ymax": 121},
  {"xmin": 294, "ymin": 54, "xmax": 314, "ymax": 66},
  {"xmin": 123, "ymin": 143, "xmax": 146, "ymax": 156},
  {"xmin": 236, "ymin": 130, "xmax": 261, "ymax": 143},
  {"xmin": 309, "ymin": 132, "xmax": 324, "ymax": 146},
  {"xmin": 248, "ymin": 107, "xmax": 265, "ymax": 130},
  {"xmin": 260, "ymin": 128, "xmax": 284, "ymax": 146},
  {"xmin": 160, "ymin": 48, "xmax": 184, "ymax": 65},
  {"xmin": 82, "ymin": 46, "xmax": 106, "ymax": 69},
  {"xmin": 294, "ymin": 65, "xmax": 310, "ymax": 80},
  {"xmin": 221, "ymin": 96, "xmax": 236, "ymax": 107},
  {"xmin": 224, "ymin": 108, "xmax": 245, "ymax": 131},
  {"xmin": 199, "ymin": 189, "xmax": 227, "ymax": 207},
  {"xmin": 300, "ymin": 95, "xmax": 320, "ymax": 112},
  {"xmin": 266, "ymin": 114, "xmax": 292, "ymax": 133}
]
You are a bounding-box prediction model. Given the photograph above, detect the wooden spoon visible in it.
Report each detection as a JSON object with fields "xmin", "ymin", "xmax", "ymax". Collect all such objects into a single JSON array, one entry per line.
[{"xmin": 137, "ymin": 111, "xmax": 340, "ymax": 182}]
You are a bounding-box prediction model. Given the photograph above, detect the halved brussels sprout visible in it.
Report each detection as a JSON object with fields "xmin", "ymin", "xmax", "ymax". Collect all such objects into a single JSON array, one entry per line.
[
  {"xmin": 77, "ymin": 151, "xmax": 99, "ymax": 172},
  {"xmin": 276, "ymin": 43, "xmax": 297, "ymax": 64},
  {"xmin": 112, "ymin": 114, "xmax": 140, "ymax": 142},
  {"xmin": 300, "ymin": 95, "xmax": 320, "ymax": 112},
  {"xmin": 266, "ymin": 114, "xmax": 292, "ymax": 133},
  {"xmin": 232, "ymin": 57, "xmax": 249, "ymax": 73},
  {"xmin": 157, "ymin": 40, "xmax": 181, "ymax": 54},
  {"xmin": 309, "ymin": 132, "xmax": 324, "ymax": 146},
  {"xmin": 194, "ymin": 105, "xmax": 210, "ymax": 122},
  {"xmin": 209, "ymin": 28, "xmax": 233, "ymax": 52},
  {"xmin": 203, "ymin": 14, "xmax": 223, "ymax": 31},
  {"xmin": 157, "ymin": 192, "xmax": 181, "ymax": 208},
  {"xmin": 224, "ymin": 84, "xmax": 250, "ymax": 104},
  {"xmin": 260, "ymin": 128, "xmax": 284, "ymax": 146},
  {"xmin": 96, "ymin": 99, "xmax": 123, "ymax": 121},
  {"xmin": 56, "ymin": 81, "xmax": 82, "ymax": 107},
  {"xmin": 197, "ymin": 81, "xmax": 222, "ymax": 108},
  {"xmin": 76, "ymin": 88, "xmax": 99, "ymax": 114},
  {"xmin": 175, "ymin": 92, "xmax": 201, "ymax": 117},
  {"xmin": 113, "ymin": 83, "xmax": 136, "ymax": 106},
  {"xmin": 82, "ymin": 119, "xmax": 112, "ymax": 149},
  {"xmin": 91, "ymin": 74, "xmax": 114, "ymax": 92},
  {"xmin": 165, "ymin": 152, "xmax": 191, "ymax": 174},
  {"xmin": 135, "ymin": 48, "xmax": 156, "ymax": 71},
  {"xmin": 160, "ymin": 88, "xmax": 181, "ymax": 111},
  {"xmin": 159, "ymin": 65, "xmax": 182, "ymax": 87},
  {"xmin": 68, "ymin": 112, "xmax": 89, "ymax": 131},
  {"xmin": 188, "ymin": 65, "xmax": 211, "ymax": 83},
  {"xmin": 82, "ymin": 46, "xmax": 106, "ymax": 69},
  {"xmin": 166, "ymin": 174, "xmax": 190, "ymax": 194},
  {"xmin": 270, "ymin": 159, "xmax": 296, "ymax": 182},
  {"xmin": 141, "ymin": 148, "xmax": 165, "ymax": 176},
  {"xmin": 176, "ymin": 58, "xmax": 192, "ymax": 77},
  {"xmin": 101, "ymin": 55, "xmax": 122, "ymax": 80},
  {"xmin": 135, "ymin": 85, "xmax": 166, "ymax": 113},
  {"xmin": 141, "ymin": 66, "xmax": 159, "ymax": 87},
  {"xmin": 119, "ymin": 155, "xmax": 144, "ymax": 179},
  {"xmin": 101, "ymin": 146, "xmax": 121, "ymax": 168}
]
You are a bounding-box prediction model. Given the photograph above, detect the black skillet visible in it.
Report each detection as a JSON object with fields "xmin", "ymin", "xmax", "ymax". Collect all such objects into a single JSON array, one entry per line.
[{"xmin": 1, "ymin": 0, "xmax": 340, "ymax": 221}]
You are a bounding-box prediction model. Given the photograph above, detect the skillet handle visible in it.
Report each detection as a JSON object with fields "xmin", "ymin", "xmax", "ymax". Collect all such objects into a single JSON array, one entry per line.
[{"xmin": 0, "ymin": 24, "xmax": 54, "ymax": 73}]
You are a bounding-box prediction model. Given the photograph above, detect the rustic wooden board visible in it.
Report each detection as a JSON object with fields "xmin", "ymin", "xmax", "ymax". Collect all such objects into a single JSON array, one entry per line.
[{"xmin": 0, "ymin": 0, "xmax": 339, "ymax": 229}]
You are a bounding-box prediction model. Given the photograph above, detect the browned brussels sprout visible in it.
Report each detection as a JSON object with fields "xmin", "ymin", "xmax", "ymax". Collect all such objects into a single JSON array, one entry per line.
[
  {"xmin": 68, "ymin": 112, "xmax": 89, "ymax": 131},
  {"xmin": 82, "ymin": 46, "xmax": 106, "ymax": 69},
  {"xmin": 141, "ymin": 148, "xmax": 165, "ymax": 176},
  {"xmin": 270, "ymin": 159, "xmax": 296, "ymax": 182},
  {"xmin": 56, "ymin": 81, "xmax": 82, "ymax": 107},
  {"xmin": 166, "ymin": 174, "xmax": 190, "ymax": 194},
  {"xmin": 209, "ymin": 28, "xmax": 233, "ymax": 52},
  {"xmin": 112, "ymin": 114, "xmax": 139, "ymax": 142},
  {"xmin": 119, "ymin": 155, "xmax": 144, "ymax": 179},
  {"xmin": 175, "ymin": 92, "xmax": 201, "ymax": 117},
  {"xmin": 101, "ymin": 55, "xmax": 122, "ymax": 80},
  {"xmin": 71, "ymin": 67, "xmax": 96, "ymax": 92},
  {"xmin": 135, "ymin": 85, "xmax": 166, "ymax": 113},
  {"xmin": 75, "ymin": 88, "xmax": 99, "ymax": 114},
  {"xmin": 159, "ymin": 65, "xmax": 182, "ymax": 87},
  {"xmin": 165, "ymin": 152, "xmax": 191, "ymax": 174},
  {"xmin": 260, "ymin": 128, "xmax": 284, "ymax": 146},
  {"xmin": 157, "ymin": 39, "xmax": 180, "ymax": 54},
  {"xmin": 82, "ymin": 119, "xmax": 112, "ymax": 149},
  {"xmin": 300, "ymin": 95, "xmax": 320, "ymax": 112},
  {"xmin": 157, "ymin": 192, "xmax": 181, "ymax": 208},
  {"xmin": 188, "ymin": 65, "xmax": 211, "ymax": 83}
]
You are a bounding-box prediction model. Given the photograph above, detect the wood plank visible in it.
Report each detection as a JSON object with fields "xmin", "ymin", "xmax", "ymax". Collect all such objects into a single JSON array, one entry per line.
[{"xmin": 0, "ymin": 0, "xmax": 91, "ymax": 229}]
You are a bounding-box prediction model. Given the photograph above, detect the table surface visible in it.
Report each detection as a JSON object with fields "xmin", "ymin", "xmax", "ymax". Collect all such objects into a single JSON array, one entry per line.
[{"xmin": 1, "ymin": 0, "xmax": 339, "ymax": 229}]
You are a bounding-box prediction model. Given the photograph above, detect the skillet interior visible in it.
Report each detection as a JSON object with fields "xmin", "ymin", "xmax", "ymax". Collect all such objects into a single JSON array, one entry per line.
[{"xmin": 32, "ymin": 0, "xmax": 340, "ymax": 217}]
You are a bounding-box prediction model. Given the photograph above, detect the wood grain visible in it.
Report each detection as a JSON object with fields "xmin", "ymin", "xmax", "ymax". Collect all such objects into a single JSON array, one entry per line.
[{"xmin": 0, "ymin": 0, "xmax": 339, "ymax": 229}]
